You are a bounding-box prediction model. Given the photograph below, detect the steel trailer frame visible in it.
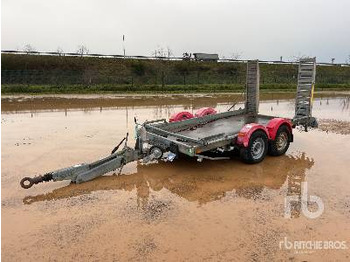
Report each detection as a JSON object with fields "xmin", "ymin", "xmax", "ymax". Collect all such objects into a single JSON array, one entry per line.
[{"xmin": 20, "ymin": 59, "xmax": 317, "ymax": 189}]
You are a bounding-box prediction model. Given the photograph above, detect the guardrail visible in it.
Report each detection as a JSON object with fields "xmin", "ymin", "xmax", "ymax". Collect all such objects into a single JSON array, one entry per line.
[{"xmin": 2, "ymin": 50, "xmax": 349, "ymax": 67}]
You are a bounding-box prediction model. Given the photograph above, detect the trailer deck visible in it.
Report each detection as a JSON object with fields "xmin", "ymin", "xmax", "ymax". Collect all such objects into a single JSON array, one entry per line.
[
  {"xmin": 143, "ymin": 109, "xmax": 277, "ymax": 157},
  {"xmin": 177, "ymin": 114, "xmax": 273, "ymax": 140}
]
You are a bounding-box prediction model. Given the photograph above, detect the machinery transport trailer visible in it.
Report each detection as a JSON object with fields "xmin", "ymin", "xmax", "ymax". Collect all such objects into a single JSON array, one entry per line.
[{"xmin": 20, "ymin": 58, "xmax": 318, "ymax": 189}]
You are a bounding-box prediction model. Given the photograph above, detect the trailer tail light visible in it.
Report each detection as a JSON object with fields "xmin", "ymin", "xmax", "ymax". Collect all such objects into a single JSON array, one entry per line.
[{"xmin": 237, "ymin": 133, "xmax": 245, "ymax": 144}]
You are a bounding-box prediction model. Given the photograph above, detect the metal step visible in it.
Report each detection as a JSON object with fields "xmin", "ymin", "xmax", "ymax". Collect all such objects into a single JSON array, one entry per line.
[
  {"xmin": 299, "ymin": 74, "xmax": 313, "ymax": 78},
  {"xmin": 300, "ymin": 68, "xmax": 314, "ymax": 72},
  {"xmin": 298, "ymin": 78, "xmax": 314, "ymax": 82},
  {"xmin": 297, "ymin": 88, "xmax": 312, "ymax": 91},
  {"xmin": 297, "ymin": 89, "xmax": 312, "ymax": 93},
  {"xmin": 300, "ymin": 64, "xmax": 315, "ymax": 68},
  {"xmin": 296, "ymin": 98, "xmax": 311, "ymax": 101},
  {"xmin": 299, "ymin": 76, "xmax": 314, "ymax": 79}
]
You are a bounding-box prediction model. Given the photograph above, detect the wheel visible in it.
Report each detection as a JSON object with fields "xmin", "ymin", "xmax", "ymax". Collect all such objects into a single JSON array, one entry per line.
[
  {"xmin": 268, "ymin": 125, "xmax": 291, "ymax": 156},
  {"xmin": 149, "ymin": 146, "xmax": 163, "ymax": 160},
  {"xmin": 240, "ymin": 130, "xmax": 268, "ymax": 164}
]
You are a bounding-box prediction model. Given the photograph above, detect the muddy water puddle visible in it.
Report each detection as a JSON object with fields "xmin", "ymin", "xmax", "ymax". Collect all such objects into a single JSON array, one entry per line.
[{"xmin": 2, "ymin": 93, "xmax": 350, "ymax": 261}]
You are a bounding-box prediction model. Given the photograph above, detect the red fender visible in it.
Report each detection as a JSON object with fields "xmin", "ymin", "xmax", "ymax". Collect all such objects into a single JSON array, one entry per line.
[
  {"xmin": 195, "ymin": 107, "xmax": 217, "ymax": 117},
  {"xmin": 266, "ymin": 118, "xmax": 293, "ymax": 140},
  {"xmin": 169, "ymin": 111, "xmax": 194, "ymax": 122},
  {"xmin": 236, "ymin": 123, "xmax": 270, "ymax": 147}
]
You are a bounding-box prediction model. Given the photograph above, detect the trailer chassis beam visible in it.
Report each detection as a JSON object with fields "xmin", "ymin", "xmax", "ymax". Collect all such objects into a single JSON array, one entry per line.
[{"xmin": 20, "ymin": 147, "xmax": 140, "ymax": 189}]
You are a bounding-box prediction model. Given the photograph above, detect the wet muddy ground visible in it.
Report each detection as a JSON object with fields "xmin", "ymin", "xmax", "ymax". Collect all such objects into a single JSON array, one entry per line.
[{"xmin": 2, "ymin": 93, "xmax": 350, "ymax": 261}]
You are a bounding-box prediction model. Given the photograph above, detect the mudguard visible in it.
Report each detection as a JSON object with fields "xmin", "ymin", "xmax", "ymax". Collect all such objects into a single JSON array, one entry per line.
[
  {"xmin": 266, "ymin": 118, "xmax": 293, "ymax": 140},
  {"xmin": 237, "ymin": 123, "xmax": 270, "ymax": 147}
]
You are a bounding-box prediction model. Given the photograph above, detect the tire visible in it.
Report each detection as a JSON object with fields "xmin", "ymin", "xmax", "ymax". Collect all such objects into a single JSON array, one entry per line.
[
  {"xmin": 240, "ymin": 130, "xmax": 268, "ymax": 164},
  {"xmin": 149, "ymin": 146, "xmax": 163, "ymax": 160},
  {"xmin": 268, "ymin": 125, "xmax": 291, "ymax": 156}
]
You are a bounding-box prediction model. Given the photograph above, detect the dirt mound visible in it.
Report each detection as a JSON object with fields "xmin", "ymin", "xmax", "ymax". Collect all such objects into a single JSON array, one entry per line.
[{"xmin": 318, "ymin": 119, "xmax": 350, "ymax": 135}]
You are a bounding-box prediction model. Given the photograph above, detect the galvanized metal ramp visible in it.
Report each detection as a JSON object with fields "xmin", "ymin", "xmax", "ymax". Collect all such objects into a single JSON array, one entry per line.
[
  {"xmin": 245, "ymin": 60, "xmax": 260, "ymax": 114},
  {"xmin": 293, "ymin": 58, "xmax": 318, "ymax": 128}
]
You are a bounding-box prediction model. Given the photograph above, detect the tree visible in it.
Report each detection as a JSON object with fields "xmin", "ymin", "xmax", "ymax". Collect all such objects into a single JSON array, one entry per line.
[
  {"xmin": 152, "ymin": 46, "xmax": 173, "ymax": 59},
  {"xmin": 76, "ymin": 45, "xmax": 89, "ymax": 56},
  {"xmin": 56, "ymin": 47, "xmax": 64, "ymax": 56},
  {"xmin": 23, "ymin": 44, "xmax": 36, "ymax": 54},
  {"xmin": 152, "ymin": 46, "xmax": 165, "ymax": 58},
  {"xmin": 151, "ymin": 46, "xmax": 174, "ymax": 89},
  {"xmin": 230, "ymin": 52, "xmax": 242, "ymax": 60},
  {"xmin": 131, "ymin": 62, "xmax": 146, "ymax": 76},
  {"xmin": 291, "ymin": 54, "xmax": 310, "ymax": 62},
  {"xmin": 166, "ymin": 46, "xmax": 173, "ymax": 59}
]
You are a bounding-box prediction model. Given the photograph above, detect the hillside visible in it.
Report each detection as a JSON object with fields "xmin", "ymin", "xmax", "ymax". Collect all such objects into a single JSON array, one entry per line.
[{"xmin": 1, "ymin": 54, "xmax": 350, "ymax": 94}]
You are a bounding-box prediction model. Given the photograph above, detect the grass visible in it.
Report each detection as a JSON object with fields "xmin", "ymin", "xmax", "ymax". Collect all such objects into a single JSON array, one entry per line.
[{"xmin": 2, "ymin": 83, "xmax": 349, "ymax": 95}]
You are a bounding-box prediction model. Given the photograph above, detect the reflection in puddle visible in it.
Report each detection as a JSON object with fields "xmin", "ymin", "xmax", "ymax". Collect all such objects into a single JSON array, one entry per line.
[{"xmin": 24, "ymin": 153, "xmax": 314, "ymax": 214}]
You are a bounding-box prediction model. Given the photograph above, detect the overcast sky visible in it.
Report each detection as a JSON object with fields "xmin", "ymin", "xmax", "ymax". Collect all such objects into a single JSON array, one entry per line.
[{"xmin": 1, "ymin": 0, "xmax": 350, "ymax": 62}]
